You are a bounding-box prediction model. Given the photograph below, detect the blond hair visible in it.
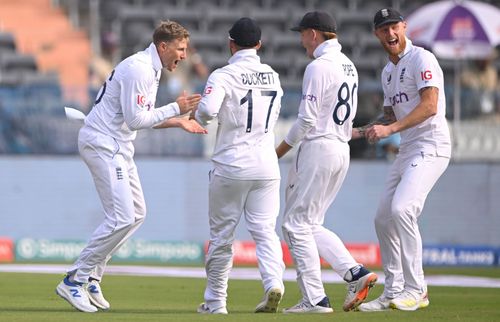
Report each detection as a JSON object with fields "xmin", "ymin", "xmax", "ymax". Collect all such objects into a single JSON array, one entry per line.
[
  {"xmin": 153, "ymin": 20, "xmax": 189, "ymax": 45},
  {"xmin": 321, "ymin": 31, "xmax": 337, "ymax": 40}
]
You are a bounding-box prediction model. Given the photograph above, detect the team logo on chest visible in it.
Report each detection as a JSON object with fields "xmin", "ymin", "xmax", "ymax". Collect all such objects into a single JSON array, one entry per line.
[
  {"xmin": 116, "ymin": 167, "xmax": 123, "ymax": 180},
  {"xmin": 399, "ymin": 67, "xmax": 406, "ymax": 83}
]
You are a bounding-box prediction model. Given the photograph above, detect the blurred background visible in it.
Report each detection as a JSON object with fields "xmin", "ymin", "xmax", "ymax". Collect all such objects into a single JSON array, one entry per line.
[{"xmin": 0, "ymin": 0, "xmax": 499, "ymax": 267}]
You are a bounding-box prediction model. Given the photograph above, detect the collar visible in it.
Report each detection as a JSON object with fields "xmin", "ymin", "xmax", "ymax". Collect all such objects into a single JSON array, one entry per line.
[
  {"xmin": 145, "ymin": 42, "xmax": 163, "ymax": 72},
  {"xmin": 398, "ymin": 37, "xmax": 413, "ymax": 60},
  {"xmin": 228, "ymin": 49, "xmax": 261, "ymax": 64},
  {"xmin": 313, "ymin": 39, "xmax": 341, "ymax": 58}
]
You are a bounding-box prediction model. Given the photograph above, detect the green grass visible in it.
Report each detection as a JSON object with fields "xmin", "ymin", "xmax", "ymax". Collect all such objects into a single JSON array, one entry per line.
[
  {"xmin": 0, "ymin": 270, "xmax": 499, "ymax": 322},
  {"xmin": 422, "ymin": 266, "xmax": 500, "ymax": 278}
]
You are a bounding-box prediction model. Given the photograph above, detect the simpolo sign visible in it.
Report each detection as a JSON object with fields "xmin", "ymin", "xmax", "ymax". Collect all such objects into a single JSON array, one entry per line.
[
  {"xmin": 113, "ymin": 239, "xmax": 203, "ymax": 263},
  {"xmin": 15, "ymin": 238, "xmax": 204, "ymax": 264},
  {"xmin": 16, "ymin": 238, "xmax": 86, "ymax": 261}
]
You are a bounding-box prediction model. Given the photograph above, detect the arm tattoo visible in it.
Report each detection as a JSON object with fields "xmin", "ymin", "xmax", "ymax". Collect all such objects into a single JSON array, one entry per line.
[
  {"xmin": 356, "ymin": 106, "xmax": 395, "ymax": 137},
  {"xmin": 381, "ymin": 106, "xmax": 397, "ymax": 124}
]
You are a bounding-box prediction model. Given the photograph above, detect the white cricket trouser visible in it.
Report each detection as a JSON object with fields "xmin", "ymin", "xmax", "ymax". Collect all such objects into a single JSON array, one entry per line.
[
  {"xmin": 282, "ymin": 138, "xmax": 358, "ymax": 306},
  {"xmin": 69, "ymin": 126, "xmax": 146, "ymax": 283},
  {"xmin": 375, "ymin": 152, "xmax": 449, "ymax": 298},
  {"xmin": 203, "ymin": 173, "xmax": 285, "ymax": 310}
]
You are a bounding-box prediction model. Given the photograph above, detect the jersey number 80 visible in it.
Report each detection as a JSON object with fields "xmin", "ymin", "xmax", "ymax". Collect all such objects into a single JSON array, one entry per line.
[{"xmin": 333, "ymin": 82, "xmax": 357, "ymax": 125}]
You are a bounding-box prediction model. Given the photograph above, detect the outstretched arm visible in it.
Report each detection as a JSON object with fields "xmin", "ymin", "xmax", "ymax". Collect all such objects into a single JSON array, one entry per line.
[{"xmin": 153, "ymin": 114, "xmax": 207, "ymax": 134}]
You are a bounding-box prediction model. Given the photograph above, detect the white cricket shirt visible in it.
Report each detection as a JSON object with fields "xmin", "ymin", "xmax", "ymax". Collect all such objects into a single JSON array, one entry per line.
[
  {"xmin": 285, "ymin": 39, "xmax": 358, "ymax": 146},
  {"xmin": 381, "ymin": 38, "xmax": 451, "ymax": 157},
  {"xmin": 195, "ymin": 49, "xmax": 283, "ymax": 180},
  {"xmin": 84, "ymin": 43, "xmax": 180, "ymax": 142}
]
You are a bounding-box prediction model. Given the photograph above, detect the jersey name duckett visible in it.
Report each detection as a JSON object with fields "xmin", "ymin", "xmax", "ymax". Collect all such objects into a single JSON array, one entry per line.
[{"xmin": 241, "ymin": 72, "xmax": 275, "ymax": 85}]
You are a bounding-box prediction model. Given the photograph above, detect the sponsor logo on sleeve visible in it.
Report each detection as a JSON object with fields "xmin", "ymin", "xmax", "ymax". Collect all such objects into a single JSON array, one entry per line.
[
  {"xmin": 421, "ymin": 70, "xmax": 432, "ymax": 81},
  {"xmin": 137, "ymin": 94, "xmax": 146, "ymax": 107},
  {"xmin": 204, "ymin": 86, "xmax": 213, "ymax": 96}
]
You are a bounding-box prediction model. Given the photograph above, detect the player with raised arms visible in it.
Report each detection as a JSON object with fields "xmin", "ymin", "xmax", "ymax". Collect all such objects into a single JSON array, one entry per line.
[{"xmin": 55, "ymin": 21, "xmax": 206, "ymax": 313}]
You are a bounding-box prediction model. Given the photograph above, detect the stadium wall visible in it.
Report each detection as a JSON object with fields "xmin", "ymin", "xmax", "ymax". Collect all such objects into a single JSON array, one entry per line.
[{"xmin": 0, "ymin": 156, "xmax": 499, "ymax": 247}]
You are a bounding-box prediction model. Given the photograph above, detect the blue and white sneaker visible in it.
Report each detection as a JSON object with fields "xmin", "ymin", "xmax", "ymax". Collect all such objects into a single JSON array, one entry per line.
[
  {"xmin": 55, "ymin": 276, "xmax": 97, "ymax": 312},
  {"xmin": 343, "ymin": 266, "xmax": 378, "ymax": 311},
  {"xmin": 86, "ymin": 280, "xmax": 110, "ymax": 310}
]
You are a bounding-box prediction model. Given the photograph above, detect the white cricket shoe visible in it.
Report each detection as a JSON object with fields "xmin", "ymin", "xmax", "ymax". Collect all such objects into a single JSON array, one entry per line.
[
  {"xmin": 197, "ymin": 302, "xmax": 228, "ymax": 314},
  {"xmin": 419, "ymin": 292, "xmax": 430, "ymax": 308},
  {"xmin": 86, "ymin": 280, "xmax": 110, "ymax": 310},
  {"xmin": 283, "ymin": 296, "xmax": 333, "ymax": 314},
  {"xmin": 55, "ymin": 276, "xmax": 97, "ymax": 313},
  {"xmin": 357, "ymin": 294, "xmax": 391, "ymax": 312},
  {"xmin": 255, "ymin": 287, "xmax": 283, "ymax": 313},
  {"xmin": 390, "ymin": 290, "xmax": 429, "ymax": 311},
  {"xmin": 343, "ymin": 271, "xmax": 378, "ymax": 311}
]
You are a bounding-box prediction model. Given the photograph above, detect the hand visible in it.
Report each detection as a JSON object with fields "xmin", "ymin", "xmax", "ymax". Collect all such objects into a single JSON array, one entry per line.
[
  {"xmin": 176, "ymin": 90, "xmax": 202, "ymax": 115},
  {"xmin": 351, "ymin": 127, "xmax": 364, "ymax": 140},
  {"xmin": 276, "ymin": 140, "xmax": 292, "ymax": 159},
  {"xmin": 189, "ymin": 107, "xmax": 197, "ymax": 120},
  {"xmin": 177, "ymin": 116, "xmax": 207, "ymax": 134},
  {"xmin": 365, "ymin": 125, "xmax": 391, "ymax": 144}
]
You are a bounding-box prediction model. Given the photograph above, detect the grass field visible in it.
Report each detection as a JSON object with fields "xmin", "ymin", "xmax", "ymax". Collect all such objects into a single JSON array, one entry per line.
[{"xmin": 1, "ymin": 268, "xmax": 500, "ymax": 322}]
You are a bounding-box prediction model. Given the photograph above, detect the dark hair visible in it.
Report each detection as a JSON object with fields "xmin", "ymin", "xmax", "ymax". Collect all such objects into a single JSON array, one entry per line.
[{"xmin": 153, "ymin": 20, "xmax": 189, "ymax": 45}]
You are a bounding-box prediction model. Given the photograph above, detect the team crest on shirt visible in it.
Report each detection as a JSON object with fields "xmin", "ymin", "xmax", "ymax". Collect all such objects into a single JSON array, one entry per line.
[{"xmin": 399, "ymin": 68, "xmax": 406, "ymax": 82}]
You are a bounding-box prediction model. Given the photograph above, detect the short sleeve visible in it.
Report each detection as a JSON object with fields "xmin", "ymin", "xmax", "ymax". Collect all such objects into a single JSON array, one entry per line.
[
  {"xmin": 195, "ymin": 70, "xmax": 227, "ymax": 125},
  {"xmin": 414, "ymin": 50, "xmax": 442, "ymax": 91}
]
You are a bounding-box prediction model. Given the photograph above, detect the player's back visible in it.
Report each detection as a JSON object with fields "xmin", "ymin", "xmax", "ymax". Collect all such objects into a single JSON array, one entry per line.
[
  {"xmin": 209, "ymin": 51, "xmax": 283, "ymax": 180},
  {"xmin": 302, "ymin": 40, "xmax": 358, "ymax": 143}
]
